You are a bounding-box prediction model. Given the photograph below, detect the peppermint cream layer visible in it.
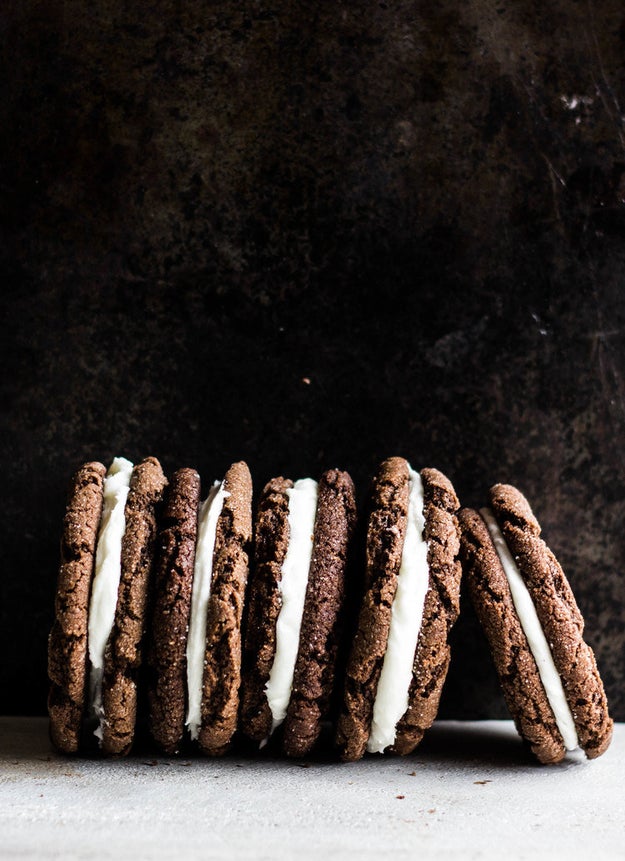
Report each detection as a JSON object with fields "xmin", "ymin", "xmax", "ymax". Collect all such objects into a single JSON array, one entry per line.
[
  {"xmin": 88, "ymin": 456, "xmax": 134, "ymax": 739},
  {"xmin": 186, "ymin": 480, "xmax": 230, "ymax": 741},
  {"xmin": 367, "ymin": 467, "xmax": 430, "ymax": 754},
  {"xmin": 480, "ymin": 507, "xmax": 579, "ymax": 751},
  {"xmin": 264, "ymin": 478, "xmax": 318, "ymax": 736}
]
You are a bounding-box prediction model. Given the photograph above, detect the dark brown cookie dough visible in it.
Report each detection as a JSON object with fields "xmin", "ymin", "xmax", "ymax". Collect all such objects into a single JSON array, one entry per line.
[
  {"xmin": 147, "ymin": 468, "xmax": 200, "ymax": 755},
  {"xmin": 336, "ymin": 459, "xmax": 462, "ymax": 762},
  {"xmin": 489, "ymin": 484, "xmax": 612, "ymax": 759},
  {"xmin": 197, "ymin": 461, "xmax": 253, "ymax": 756},
  {"xmin": 283, "ymin": 469, "xmax": 357, "ymax": 758},
  {"xmin": 48, "ymin": 461, "xmax": 106, "ymax": 754},
  {"xmin": 239, "ymin": 476, "xmax": 292, "ymax": 743},
  {"xmin": 101, "ymin": 457, "xmax": 167, "ymax": 756}
]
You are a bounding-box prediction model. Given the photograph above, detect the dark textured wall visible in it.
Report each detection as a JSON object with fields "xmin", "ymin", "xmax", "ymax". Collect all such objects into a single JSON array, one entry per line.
[{"xmin": 1, "ymin": 2, "xmax": 624, "ymax": 719}]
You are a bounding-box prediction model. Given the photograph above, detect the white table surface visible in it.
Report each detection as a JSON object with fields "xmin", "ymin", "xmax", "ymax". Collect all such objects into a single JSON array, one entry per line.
[{"xmin": 1, "ymin": 718, "xmax": 623, "ymax": 860}]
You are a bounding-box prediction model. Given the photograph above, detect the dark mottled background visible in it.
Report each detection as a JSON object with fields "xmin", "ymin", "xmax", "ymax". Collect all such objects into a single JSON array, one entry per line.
[{"xmin": 1, "ymin": 2, "xmax": 624, "ymax": 720}]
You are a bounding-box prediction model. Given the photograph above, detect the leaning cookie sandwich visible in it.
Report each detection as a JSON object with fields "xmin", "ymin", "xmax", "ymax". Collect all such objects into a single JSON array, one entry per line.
[{"xmin": 459, "ymin": 484, "xmax": 613, "ymax": 763}]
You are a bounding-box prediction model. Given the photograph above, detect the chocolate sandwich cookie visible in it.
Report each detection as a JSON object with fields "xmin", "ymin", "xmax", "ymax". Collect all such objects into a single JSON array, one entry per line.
[
  {"xmin": 148, "ymin": 461, "xmax": 253, "ymax": 756},
  {"xmin": 335, "ymin": 457, "xmax": 462, "ymax": 762},
  {"xmin": 459, "ymin": 485, "xmax": 613, "ymax": 763},
  {"xmin": 240, "ymin": 469, "xmax": 357, "ymax": 757},
  {"xmin": 48, "ymin": 456, "xmax": 167, "ymax": 755}
]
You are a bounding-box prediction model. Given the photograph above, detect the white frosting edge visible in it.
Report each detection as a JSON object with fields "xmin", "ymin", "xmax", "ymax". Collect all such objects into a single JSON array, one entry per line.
[
  {"xmin": 480, "ymin": 507, "xmax": 579, "ymax": 751},
  {"xmin": 367, "ymin": 467, "xmax": 430, "ymax": 754},
  {"xmin": 264, "ymin": 477, "xmax": 318, "ymax": 736},
  {"xmin": 87, "ymin": 456, "xmax": 134, "ymax": 740},
  {"xmin": 186, "ymin": 480, "xmax": 230, "ymax": 741}
]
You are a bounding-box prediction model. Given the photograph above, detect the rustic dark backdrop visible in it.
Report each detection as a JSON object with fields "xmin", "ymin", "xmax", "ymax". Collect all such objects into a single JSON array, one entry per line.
[{"xmin": 1, "ymin": 2, "xmax": 624, "ymax": 720}]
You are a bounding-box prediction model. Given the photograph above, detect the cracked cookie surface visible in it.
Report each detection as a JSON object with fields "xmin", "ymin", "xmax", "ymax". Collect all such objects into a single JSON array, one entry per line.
[
  {"xmin": 240, "ymin": 469, "xmax": 356, "ymax": 757},
  {"xmin": 198, "ymin": 461, "xmax": 253, "ymax": 756},
  {"xmin": 102, "ymin": 457, "xmax": 167, "ymax": 756},
  {"xmin": 48, "ymin": 461, "xmax": 106, "ymax": 753},
  {"xmin": 460, "ymin": 485, "xmax": 613, "ymax": 763},
  {"xmin": 147, "ymin": 468, "xmax": 200, "ymax": 755},
  {"xmin": 336, "ymin": 458, "xmax": 461, "ymax": 762}
]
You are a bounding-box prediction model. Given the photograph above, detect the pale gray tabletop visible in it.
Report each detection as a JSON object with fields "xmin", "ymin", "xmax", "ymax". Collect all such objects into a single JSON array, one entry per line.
[{"xmin": 1, "ymin": 718, "xmax": 623, "ymax": 860}]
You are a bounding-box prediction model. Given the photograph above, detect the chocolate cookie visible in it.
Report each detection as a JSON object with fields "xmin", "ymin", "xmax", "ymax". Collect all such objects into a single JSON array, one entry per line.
[
  {"xmin": 335, "ymin": 457, "xmax": 462, "ymax": 762},
  {"xmin": 459, "ymin": 485, "xmax": 613, "ymax": 763},
  {"xmin": 49, "ymin": 456, "xmax": 167, "ymax": 755},
  {"xmin": 196, "ymin": 461, "xmax": 253, "ymax": 756},
  {"xmin": 240, "ymin": 469, "xmax": 357, "ymax": 757},
  {"xmin": 101, "ymin": 457, "xmax": 167, "ymax": 755},
  {"xmin": 48, "ymin": 461, "xmax": 106, "ymax": 753},
  {"xmin": 147, "ymin": 462, "xmax": 253, "ymax": 756},
  {"xmin": 147, "ymin": 468, "xmax": 201, "ymax": 755}
]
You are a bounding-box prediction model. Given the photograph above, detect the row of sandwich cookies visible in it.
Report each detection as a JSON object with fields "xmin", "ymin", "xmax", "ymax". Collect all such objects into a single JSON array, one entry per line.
[{"xmin": 48, "ymin": 456, "xmax": 613, "ymax": 763}]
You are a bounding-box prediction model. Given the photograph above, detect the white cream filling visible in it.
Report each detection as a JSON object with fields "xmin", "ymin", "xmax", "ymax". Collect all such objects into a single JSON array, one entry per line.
[
  {"xmin": 186, "ymin": 480, "xmax": 230, "ymax": 741},
  {"xmin": 264, "ymin": 478, "xmax": 318, "ymax": 736},
  {"xmin": 480, "ymin": 507, "xmax": 579, "ymax": 751},
  {"xmin": 87, "ymin": 456, "xmax": 134, "ymax": 739},
  {"xmin": 367, "ymin": 467, "xmax": 430, "ymax": 754}
]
